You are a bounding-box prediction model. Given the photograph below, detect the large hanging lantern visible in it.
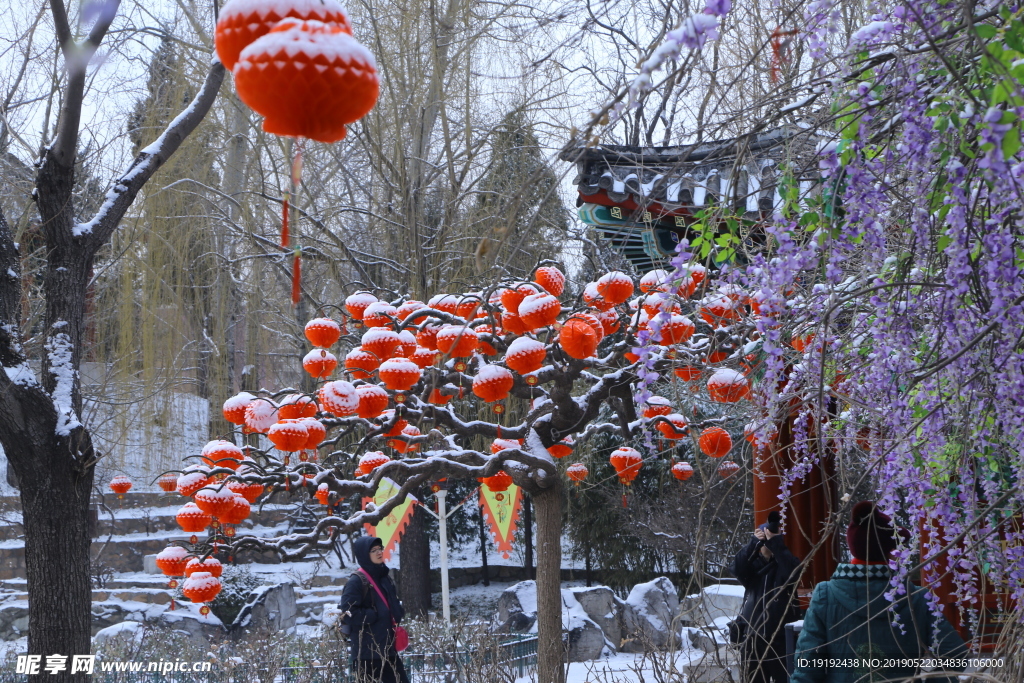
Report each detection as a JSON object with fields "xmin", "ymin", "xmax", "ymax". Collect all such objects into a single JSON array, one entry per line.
[
  {"xmin": 379, "ymin": 357, "xmax": 423, "ymax": 391},
  {"xmin": 698, "ymin": 427, "xmax": 733, "ymax": 458},
  {"xmin": 219, "ymin": 495, "xmax": 252, "ymax": 525},
  {"xmin": 410, "ymin": 345, "xmax": 438, "ymax": 369},
  {"xmin": 233, "ymin": 19, "xmax": 378, "ymax": 143},
  {"xmin": 362, "ymin": 302, "xmax": 397, "ymax": 329},
  {"xmin": 472, "ymin": 365, "xmax": 515, "ymax": 403},
  {"xmin": 609, "ymin": 447, "xmax": 642, "ymax": 485},
  {"xmin": 304, "ymin": 317, "xmax": 342, "ymax": 348},
  {"xmin": 303, "ymin": 348, "xmax": 338, "ymax": 378},
  {"xmin": 155, "ymin": 546, "xmax": 191, "ymax": 577},
  {"xmin": 534, "ymin": 266, "xmax": 565, "ymax": 296},
  {"xmin": 182, "ymin": 571, "xmax": 222, "ymax": 609},
  {"xmin": 566, "ymin": 463, "xmax": 588, "ymax": 486},
  {"xmin": 301, "ymin": 417, "xmax": 326, "ymax": 450},
  {"xmin": 518, "ymin": 293, "xmax": 560, "ymax": 330},
  {"xmin": 345, "ymin": 292, "xmax": 377, "ymax": 320},
  {"xmin": 717, "ymin": 460, "xmax": 741, "ymax": 478},
  {"xmin": 267, "ymin": 419, "xmax": 310, "ymax": 452},
  {"xmin": 244, "ymin": 399, "xmax": 279, "ymax": 434},
  {"xmin": 639, "ymin": 269, "xmax": 670, "ymax": 294},
  {"xmin": 642, "ymin": 397, "xmax": 672, "ymax": 419},
  {"xmin": 559, "ymin": 319, "xmax": 600, "ymax": 359},
  {"xmin": 361, "ymin": 328, "xmax": 402, "ymax": 361},
  {"xmin": 483, "ymin": 470, "xmax": 513, "ymax": 493},
  {"xmin": 109, "ymin": 476, "xmax": 132, "ymax": 498},
  {"xmin": 318, "ymin": 380, "xmax": 359, "ymax": 417},
  {"xmin": 505, "ymin": 337, "xmax": 546, "ymax": 375},
  {"xmin": 176, "ymin": 468, "xmax": 211, "ymax": 498},
  {"xmin": 671, "ymin": 461, "xmax": 694, "ymax": 481},
  {"xmin": 222, "ymin": 392, "xmax": 255, "ymax": 425},
  {"xmin": 656, "ymin": 414, "xmax": 689, "ymax": 440},
  {"xmin": 547, "ymin": 437, "xmax": 573, "ymax": 459},
  {"xmin": 194, "ymin": 486, "xmax": 238, "ymax": 519},
  {"xmin": 157, "ymin": 473, "xmax": 179, "ymax": 493},
  {"xmin": 356, "ymin": 384, "xmax": 389, "ymax": 418},
  {"xmin": 435, "ymin": 326, "xmax": 479, "ymax": 358},
  {"xmin": 278, "ymin": 394, "xmax": 318, "ymax": 420},
  {"xmin": 201, "ymin": 440, "xmax": 244, "ymax": 469},
  {"xmin": 596, "ymin": 272, "xmax": 634, "ymax": 305},
  {"xmin": 185, "ymin": 557, "xmax": 224, "ymax": 579},
  {"xmin": 176, "ymin": 503, "xmax": 212, "ymax": 533},
  {"xmin": 356, "ymin": 451, "xmax": 391, "ymax": 476},
  {"xmin": 658, "ymin": 315, "xmax": 695, "ymax": 345},
  {"xmin": 707, "ymin": 369, "xmax": 750, "ymax": 403}
]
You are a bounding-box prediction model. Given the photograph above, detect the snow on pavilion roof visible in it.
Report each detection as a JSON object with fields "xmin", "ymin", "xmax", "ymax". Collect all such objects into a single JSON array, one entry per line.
[{"xmin": 559, "ymin": 126, "xmax": 823, "ymax": 271}]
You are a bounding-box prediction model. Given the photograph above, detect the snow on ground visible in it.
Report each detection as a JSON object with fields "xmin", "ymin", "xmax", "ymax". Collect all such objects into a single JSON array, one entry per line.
[{"xmin": 515, "ymin": 648, "xmax": 708, "ymax": 683}]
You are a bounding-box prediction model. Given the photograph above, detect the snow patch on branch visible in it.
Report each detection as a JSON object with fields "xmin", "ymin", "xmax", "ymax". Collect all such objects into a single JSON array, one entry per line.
[
  {"xmin": 3, "ymin": 363, "xmax": 38, "ymax": 387},
  {"xmin": 45, "ymin": 329, "xmax": 81, "ymax": 436}
]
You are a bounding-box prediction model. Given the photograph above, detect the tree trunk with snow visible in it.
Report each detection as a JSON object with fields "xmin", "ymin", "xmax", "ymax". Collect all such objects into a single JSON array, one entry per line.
[{"xmin": 533, "ymin": 481, "xmax": 565, "ymax": 683}]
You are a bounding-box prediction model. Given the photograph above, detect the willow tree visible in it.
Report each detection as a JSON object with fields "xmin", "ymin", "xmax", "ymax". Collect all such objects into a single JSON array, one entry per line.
[{"xmin": 0, "ymin": 1, "xmax": 224, "ymax": 677}]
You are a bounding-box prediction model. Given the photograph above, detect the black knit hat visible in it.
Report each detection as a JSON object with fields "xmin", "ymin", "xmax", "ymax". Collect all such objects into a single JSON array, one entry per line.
[{"xmin": 846, "ymin": 501, "xmax": 898, "ymax": 562}]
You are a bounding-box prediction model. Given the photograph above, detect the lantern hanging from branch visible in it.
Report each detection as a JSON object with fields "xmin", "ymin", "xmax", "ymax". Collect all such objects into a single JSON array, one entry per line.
[
  {"xmin": 609, "ymin": 447, "xmax": 642, "ymax": 485},
  {"xmin": 157, "ymin": 473, "xmax": 179, "ymax": 493},
  {"xmin": 671, "ymin": 461, "xmax": 695, "ymax": 481},
  {"xmin": 707, "ymin": 369, "xmax": 750, "ymax": 403},
  {"xmin": 109, "ymin": 476, "xmax": 132, "ymax": 499},
  {"xmin": 717, "ymin": 460, "xmax": 741, "ymax": 478},
  {"xmin": 699, "ymin": 427, "xmax": 733, "ymax": 458},
  {"xmin": 483, "ymin": 470, "xmax": 513, "ymax": 493},
  {"xmin": 566, "ymin": 463, "xmax": 589, "ymax": 486}
]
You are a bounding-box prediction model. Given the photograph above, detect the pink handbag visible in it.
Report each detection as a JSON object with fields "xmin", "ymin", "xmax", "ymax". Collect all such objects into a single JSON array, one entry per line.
[{"xmin": 358, "ymin": 568, "xmax": 409, "ymax": 652}]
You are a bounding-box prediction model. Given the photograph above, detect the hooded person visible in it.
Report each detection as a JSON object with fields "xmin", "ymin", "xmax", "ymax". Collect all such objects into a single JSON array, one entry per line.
[
  {"xmin": 732, "ymin": 511, "xmax": 802, "ymax": 683},
  {"xmin": 338, "ymin": 536, "xmax": 410, "ymax": 683},
  {"xmin": 790, "ymin": 502, "xmax": 967, "ymax": 683}
]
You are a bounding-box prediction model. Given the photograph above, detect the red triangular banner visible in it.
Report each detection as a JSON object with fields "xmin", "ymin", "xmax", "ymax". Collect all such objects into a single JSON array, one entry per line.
[{"xmin": 480, "ymin": 484, "xmax": 523, "ymax": 559}]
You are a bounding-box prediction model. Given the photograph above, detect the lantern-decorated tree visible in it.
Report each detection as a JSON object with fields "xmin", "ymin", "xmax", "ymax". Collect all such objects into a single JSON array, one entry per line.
[{"xmin": 220, "ymin": 261, "xmax": 766, "ymax": 683}]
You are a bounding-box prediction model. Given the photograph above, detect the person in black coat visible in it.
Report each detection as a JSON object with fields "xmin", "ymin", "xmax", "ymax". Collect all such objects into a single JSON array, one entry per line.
[
  {"xmin": 731, "ymin": 511, "xmax": 802, "ymax": 683},
  {"xmin": 339, "ymin": 536, "xmax": 409, "ymax": 683}
]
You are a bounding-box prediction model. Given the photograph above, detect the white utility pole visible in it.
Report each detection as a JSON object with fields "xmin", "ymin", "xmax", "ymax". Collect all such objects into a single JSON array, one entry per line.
[{"xmin": 420, "ymin": 488, "xmax": 469, "ymax": 624}]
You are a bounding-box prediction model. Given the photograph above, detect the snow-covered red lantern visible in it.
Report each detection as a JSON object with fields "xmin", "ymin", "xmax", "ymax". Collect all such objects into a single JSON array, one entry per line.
[
  {"xmin": 717, "ymin": 460, "xmax": 741, "ymax": 478},
  {"xmin": 656, "ymin": 414, "xmax": 689, "ymax": 440},
  {"xmin": 158, "ymin": 473, "xmax": 179, "ymax": 493},
  {"xmin": 456, "ymin": 295, "xmax": 482, "ymax": 319},
  {"xmin": 547, "ymin": 438, "xmax": 573, "ymax": 459},
  {"xmin": 658, "ymin": 315, "xmax": 695, "ymax": 345},
  {"xmin": 182, "ymin": 571, "xmax": 222, "ymax": 606},
  {"xmin": 267, "ymin": 419, "xmax": 310, "ymax": 452},
  {"xmin": 435, "ymin": 326, "xmax": 478, "ymax": 358},
  {"xmin": 505, "ymin": 337, "xmax": 546, "ymax": 375},
  {"xmin": 303, "ymin": 348, "xmax": 338, "ymax": 378},
  {"xmin": 387, "ymin": 425, "xmax": 420, "ymax": 453},
  {"xmin": 176, "ymin": 469, "xmax": 210, "ymax": 498},
  {"xmin": 500, "ymin": 284, "xmax": 539, "ymax": 314},
  {"xmin": 642, "ymin": 397, "xmax": 672, "ymax": 419},
  {"xmin": 596, "ymin": 308, "xmax": 620, "ymax": 336},
  {"xmin": 501, "ymin": 311, "xmax": 529, "ymax": 335},
  {"xmin": 214, "ymin": 0, "xmax": 352, "ymax": 71},
  {"xmin": 156, "ymin": 545, "xmax": 191, "ymax": 577},
  {"xmin": 301, "ymin": 417, "xmax": 326, "ymax": 450},
  {"xmin": 194, "ymin": 486, "xmax": 238, "ymax": 519},
  {"xmin": 642, "ymin": 293, "xmax": 681, "ymax": 317},
  {"xmin": 278, "ymin": 394, "xmax": 317, "ymax": 420},
  {"xmin": 475, "ymin": 325, "xmax": 498, "ymax": 355},
  {"xmin": 639, "ymin": 269, "xmax": 670, "ymax": 294},
  {"xmin": 176, "ymin": 502, "xmax": 212, "ymax": 533},
  {"xmin": 356, "ymin": 384, "xmax": 389, "ymax": 418},
  {"xmin": 219, "ymin": 495, "xmax": 251, "ymax": 525},
  {"xmin": 396, "ymin": 330, "xmax": 418, "ymax": 357},
  {"xmin": 378, "ymin": 357, "xmax": 422, "ymax": 391},
  {"xmin": 596, "ymin": 272, "xmax": 634, "ymax": 305},
  {"xmin": 185, "ymin": 556, "xmax": 224, "ymax": 578},
  {"xmin": 698, "ymin": 427, "xmax": 733, "ymax": 458},
  {"xmin": 222, "ymin": 392, "xmax": 255, "ymax": 425},
  {"xmin": 345, "ymin": 348, "xmax": 380, "ymax": 378},
  {"xmin": 396, "ymin": 300, "xmax": 425, "ymax": 320},
  {"xmin": 361, "ymin": 301, "xmax": 397, "ymax": 328},
  {"xmin": 345, "ymin": 292, "xmax": 377, "ymax": 321},
  {"xmin": 357, "ymin": 451, "xmax": 390, "ymax": 476},
  {"xmin": 201, "ymin": 440, "xmax": 243, "ymax": 470},
  {"xmin": 472, "ymin": 365, "xmax": 515, "ymax": 403},
  {"xmin": 428, "ymin": 388, "xmax": 453, "ymax": 405},
  {"xmin": 361, "ymin": 328, "xmax": 402, "ymax": 361},
  {"xmin": 109, "ymin": 476, "xmax": 132, "ymax": 498},
  {"xmin": 315, "ymin": 483, "xmax": 332, "ymax": 505},
  {"xmin": 427, "ymin": 293, "xmax": 459, "ymax": 314},
  {"xmin": 674, "ymin": 366, "xmax": 701, "ymax": 382},
  {"xmin": 491, "ymin": 438, "xmax": 521, "ymax": 454},
  {"xmin": 707, "ymin": 369, "xmax": 750, "ymax": 403},
  {"xmin": 518, "ymin": 293, "xmax": 560, "ymax": 330},
  {"xmin": 410, "ymin": 346, "xmax": 438, "ymax": 369},
  {"xmin": 566, "ymin": 463, "xmax": 588, "ymax": 486},
  {"xmin": 234, "ymin": 19, "xmax": 378, "ymax": 144},
  {"xmin": 318, "ymin": 380, "xmax": 359, "ymax": 417},
  {"xmin": 671, "ymin": 461, "xmax": 694, "ymax": 481},
  {"xmin": 582, "ymin": 282, "xmax": 614, "ymax": 311},
  {"xmin": 483, "ymin": 470, "xmax": 513, "ymax": 493},
  {"xmin": 304, "ymin": 317, "xmax": 342, "ymax": 348},
  {"xmin": 700, "ymin": 295, "xmax": 741, "ymax": 327},
  {"xmin": 609, "ymin": 447, "xmax": 642, "ymax": 485},
  {"xmin": 559, "ymin": 319, "xmax": 599, "ymax": 359},
  {"xmin": 244, "ymin": 399, "xmax": 279, "ymax": 434},
  {"xmin": 415, "ymin": 322, "xmax": 441, "ymax": 350},
  {"xmin": 534, "ymin": 266, "xmax": 565, "ymax": 296}
]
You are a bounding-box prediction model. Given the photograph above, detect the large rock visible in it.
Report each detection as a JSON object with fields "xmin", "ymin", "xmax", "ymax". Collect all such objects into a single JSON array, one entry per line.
[
  {"xmin": 492, "ymin": 581, "xmax": 607, "ymax": 662},
  {"xmin": 680, "ymin": 583, "xmax": 746, "ymax": 627},
  {"xmin": 620, "ymin": 577, "xmax": 680, "ymax": 651},
  {"xmin": 0, "ymin": 603, "xmax": 28, "ymax": 640},
  {"xmin": 569, "ymin": 586, "xmax": 620, "ymax": 646},
  {"xmin": 231, "ymin": 582, "xmax": 297, "ymax": 635}
]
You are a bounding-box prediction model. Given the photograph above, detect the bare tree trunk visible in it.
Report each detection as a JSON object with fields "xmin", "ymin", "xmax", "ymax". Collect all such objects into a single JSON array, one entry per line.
[
  {"xmin": 533, "ymin": 481, "xmax": 565, "ymax": 683},
  {"xmin": 523, "ymin": 493, "xmax": 534, "ymax": 579},
  {"xmin": 397, "ymin": 501, "xmax": 431, "ymax": 618},
  {"xmin": 478, "ymin": 502, "xmax": 489, "ymax": 587}
]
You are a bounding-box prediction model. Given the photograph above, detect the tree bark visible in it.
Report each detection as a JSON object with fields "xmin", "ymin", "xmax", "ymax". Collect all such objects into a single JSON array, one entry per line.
[
  {"xmin": 396, "ymin": 501, "xmax": 431, "ymax": 619},
  {"xmin": 478, "ymin": 501, "xmax": 489, "ymax": 587},
  {"xmin": 523, "ymin": 493, "xmax": 534, "ymax": 579},
  {"xmin": 533, "ymin": 481, "xmax": 565, "ymax": 683}
]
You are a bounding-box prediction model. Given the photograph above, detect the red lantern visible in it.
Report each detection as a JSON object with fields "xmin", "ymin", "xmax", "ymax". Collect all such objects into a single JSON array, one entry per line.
[
  {"xmin": 717, "ymin": 460, "xmax": 741, "ymax": 478},
  {"xmin": 396, "ymin": 300, "xmax": 425, "ymax": 320},
  {"xmin": 642, "ymin": 397, "xmax": 672, "ymax": 419},
  {"xmin": 582, "ymin": 282, "xmax": 614, "ymax": 311},
  {"xmin": 345, "ymin": 292, "xmax": 377, "ymax": 320},
  {"xmin": 279, "ymin": 394, "xmax": 318, "ymax": 420},
  {"xmin": 700, "ymin": 296, "xmax": 741, "ymax": 327},
  {"xmin": 707, "ymin": 369, "xmax": 750, "ymax": 403},
  {"xmin": 472, "ymin": 365, "xmax": 515, "ymax": 403},
  {"xmin": 155, "ymin": 546, "xmax": 191, "ymax": 577},
  {"xmin": 609, "ymin": 447, "xmax": 642, "ymax": 485},
  {"xmin": 491, "ymin": 438, "xmax": 521, "ymax": 453},
  {"xmin": 596, "ymin": 271, "xmax": 634, "ymax": 305},
  {"xmin": 566, "ymin": 463, "xmax": 588, "ymax": 486},
  {"xmin": 222, "ymin": 391, "xmax": 255, "ymax": 425},
  {"xmin": 304, "ymin": 317, "xmax": 342, "ymax": 348},
  {"xmin": 639, "ymin": 269, "xmax": 670, "ymax": 294},
  {"xmin": 185, "ymin": 557, "xmax": 224, "ymax": 579},
  {"xmin": 500, "ymin": 284, "xmax": 539, "ymax": 314},
  {"xmin": 456, "ymin": 295, "xmax": 483, "ymax": 319},
  {"xmin": 396, "ymin": 330, "xmax": 418, "ymax": 357},
  {"xmin": 483, "ymin": 470, "xmax": 513, "ymax": 492},
  {"xmin": 267, "ymin": 419, "xmax": 310, "ymax": 452},
  {"xmin": 244, "ymin": 399, "xmax": 279, "ymax": 434},
  {"xmin": 518, "ymin": 293, "xmax": 560, "ymax": 330},
  {"xmin": 671, "ymin": 461, "xmax": 695, "ymax": 481},
  {"xmin": 318, "ymin": 380, "xmax": 359, "ymax": 417},
  {"xmin": 182, "ymin": 571, "xmax": 222, "ymax": 605},
  {"xmin": 176, "ymin": 469, "xmax": 210, "ymax": 498},
  {"xmin": 109, "ymin": 476, "xmax": 132, "ymax": 498},
  {"xmin": 379, "ymin": 357, "xmax": 423, "ymax": 391},
  {"xmin": 427, "ymin": 293, "xmax": 459, "ymax": 314},
  {"xmin": 361, "ymin": 328, "xmax": 402, "ymax": 361},
  {"xmin": 201, "ymin": 440, "xmax": 243, "ymax": 470},
  {"xmin": 158, "ymin": 473, "xmax": 179, "ymax": 493},
  {"xmin": 176, "ymin": 503, "xmax": 213, "ymax": 533},
  {"xmin": 301, "ymin": 417, "xmax": 326, "ymax": 450},
  {"xmin": 658, "ymin": 315, "xmax": 696, "ymax": 345},
  {"xmin": 357, "ymin": 451, "xmax": 391, "ymax": 475},
  {"xmin": 547, "ymin": 438, "xmax": 573, "ymax": 459},
  {"xmin": 698, "ymin": 427, "xmax": 733, "ymax": 458},
  {"xmin": 315, "ymin": 483, "xmax": 331, "ymax": 505},
  {"xmin": 674, "ymin": 366, "xmax": 701, "ymax": 382},
  {"xmin": 436, "ymin": 326, "xmax": 479, "ymax": 358},
  {"xmin": 410, "ymin": 346, "xmax": 438, "ymax": 369},
  {"xmin": 345, "ymin": 347, "xmax": 380, "ymax": 379},
  {"xmin": 415, "ymin": 322, "xmax": 441, "ymax": 350},
  {"xmin": 303, "ymin": 348, "xmax": 338, "ymax": 378},
  {"xmin": 501, "ymin": 311, "xmax": 529, "ymax": 336},
  {"xmin": 356, "ymin": 384, "xmax": 389, "ymax": 419},
  {"xmin": 534, "ymin": 266, "xmax": 565, "ymax": 296},
  {"xmin": 597, "ymin": 308, "xmax": 620, "ymax": 335},
  {"xmin": 219, "ymin": 495, "xmax": 251, "ymax": 525},
  {"xmin": 559, "ymin": 320, "xmax": 600, "ymax": 360},
  {"xmin": 194, "ymin": 486, "xmax": 238, "ymax": 519},
  {"xmin": 362, "ymin": 301, "xmax": 397, "ymax": 328},
  {"xmin": 656, "ymin": 414, "xmax": 690, "ymax": 440},
  {"xmin": 505, "ymin": 337, "xmax": 546, "ymax": 375},
  {"xmin": 475, "ymin": 325, "xmax": 498, "ymax": 356},
  {"xmin": 387, "ymin": 425, "xmax": 420, "ymax": 453},
  {"xmin": 428, "ymin": 388, "xmax": 453, "ymax": 405},
  {"xmin": 234, "ymin": 19, "xmax": 378, "ymax": 144}
]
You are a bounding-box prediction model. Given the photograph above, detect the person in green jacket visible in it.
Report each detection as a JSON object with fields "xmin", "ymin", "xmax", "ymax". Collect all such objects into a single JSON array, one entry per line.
[{"xmin": 790, "ymin": 501, "xmax": 967, "ymax": 683}]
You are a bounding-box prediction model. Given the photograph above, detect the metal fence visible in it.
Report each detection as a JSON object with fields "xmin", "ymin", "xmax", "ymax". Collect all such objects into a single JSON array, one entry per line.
[{"xmin": 0, "ymin": 636, "xmax": 538, "ymax": 683}]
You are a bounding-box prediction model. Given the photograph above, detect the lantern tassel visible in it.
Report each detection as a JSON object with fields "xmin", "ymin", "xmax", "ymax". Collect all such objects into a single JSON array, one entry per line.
[
  {"xmin": 291, "ymin": 250, "xmax": 302, "ymax": 305},
  {"xmin": 622, "ymin": 492, "xmax": 628, "ymax": 508},
  {"xmin": 281, "ymin": 193, "xmax": 290, "ymax": 248}
]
